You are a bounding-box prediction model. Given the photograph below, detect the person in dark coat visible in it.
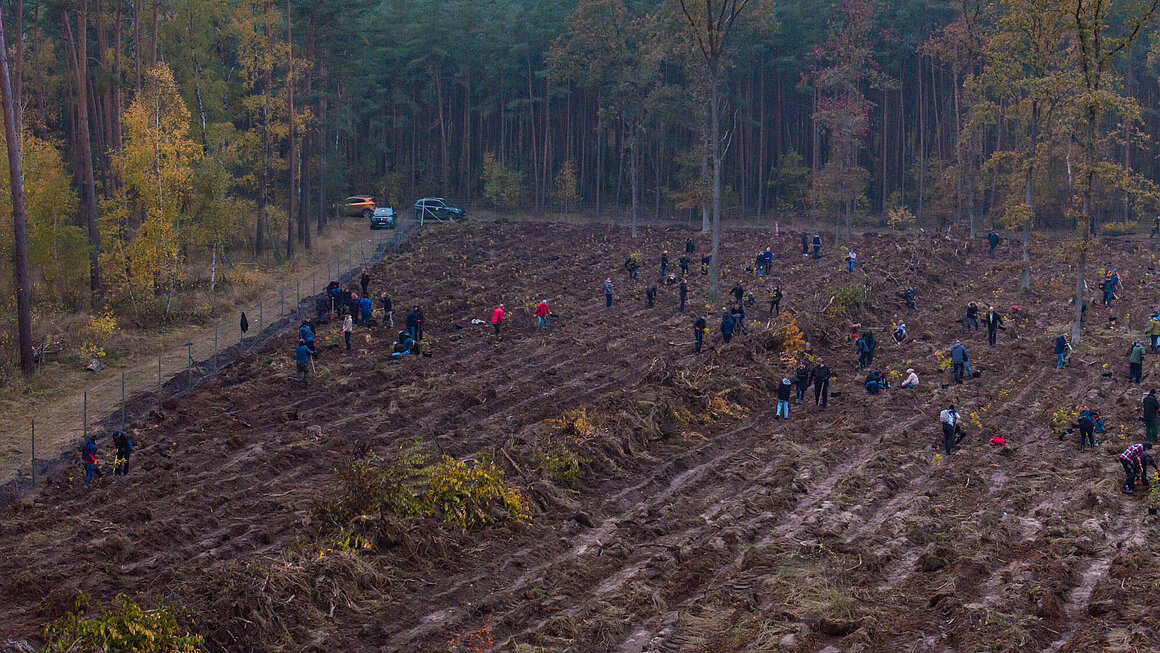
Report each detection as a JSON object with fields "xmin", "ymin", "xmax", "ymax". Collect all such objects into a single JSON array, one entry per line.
[
  {"xmin": 405, "ymin": 307, "xmax": 420, "ymax": 341},
  {"xmin": 686, "ymin": 238, "xmax": 695, "ymax": 254},
  {"xmin": 1054, "ymin": 335, "xmax": 1069, "ymax": 369},
  {"xmin": 988, "ymin": 230, "xmax": 1001, "ymax": 258},
  {"xmin": 720, "ymin": 310, "xmax": 736, "ymax": 344},
  {"xmin": 380, "ymin": 293, "xmax": 393, "ymax": 328},
  {"xmin": 950, "ymin": 340, "xmax": 968, "ymax": 384},
  {"xmin": 770, "ymin": 286, "xmax": 782, "ymax": 318},
  {"xmin": 793, "ymin": 361, "xmax": 811, "ymax": 404},
  {"xmin": 679, "ymin": 255, "xmax": 690, "ymax": 276},
  {"xmin": 660, "ymin": 251, "xmax": 669, "ymax": 278},
  {"xmin": 693, "ymin": 314, "xmax": 706, "ymax": 353},
  {"xmin": 1078, "ymin": 407, "xmax": 1096, "ymax": 452},
  {"xmin": 777, "ymin": 378, "xmax": 792, "ymax": 419},
  {"xmin": 360, "ymin": 269, "xmax": 371, "ymax": 297},
  {"xmin": 298, "ymin": 320, "xmax": 316, "ymax": 355},
  {"xmin": 112, "ymin": 430, "xmax": 133, "ymax": 476},
  {"xmin": 679, "ymin": 278, "xmax": 688, "ymax": 312},
  {"xmin": 811, "ymin": 361, "xmax": 832, "ymax": 408},
  {"xmin": 812, "ymin": 233, "xmax": 822, "ymax": 259},
  {"xmin": 801, "ymin": 232, "xmax": 809, "ymax": 255},
  {"xmin": 985, "ymin": 306, "xmax": 1004, "ymax": 346},
  {"xmin": 1143, "ymin": 390, "xmax": 1160, "ymax": 442},
  {"xmin": 1129, "ymin": 340, "xmax": 1145, "ymax": 383},
  {"xmin": 646, "ymin": 283, "xmax": 657, "ymax": 308},
  {"xmin": 415, "ymin": 307, "xmax": 425, "ymax": 341}
]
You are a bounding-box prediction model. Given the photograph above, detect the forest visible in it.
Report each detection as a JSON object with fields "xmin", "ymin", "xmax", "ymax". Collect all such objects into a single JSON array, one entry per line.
[{"xmin": 1, "ymin": 0, "xmax": 1160, "ymax": 376}]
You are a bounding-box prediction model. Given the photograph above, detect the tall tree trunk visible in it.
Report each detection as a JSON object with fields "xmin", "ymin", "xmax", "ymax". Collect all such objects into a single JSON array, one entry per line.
[
  {"xmin": 317, "ymin": 62, "xmax": 327, "ymax": 234},
  {"xmin": 954, "ymin": 68, "xmax": 966, "ymax": 237},
  {"xmin": 300, "ymin": 27, "xmax": 312, "ymax": 251},
  {"xmin": 133, "ymin": 0, "xmax": 141, "ymax": 92},
  {"xmin": 64, "ymin": 5, "xmax": 101, "ymax": 298},
  {"xmin": 285, "ymin": 0, "xmax": 295, "ymax": 257},
  {"xmin": 630, "ymin": 130, "xmax": 638, "ymax": 239},
  {"xmin": 0, "ymin": 3, "xmax": 33, "ymax": 374},
  {"xmin": 12, "ymin": 0, "xmax": 21, "ymax": 131},
  {"xmin": 1021, "ymin": 165, "xmax": 1032, "ymax": 291},
  {"xmin": 701, "ymin": 105, "xmax": 709, "ymax": 232},
  {"xmin": 709, "ymin": 71, "xmax": 722, "ymax": 301},
  {"xmin": 811, "ymin": 85, "xmax": 819, "ymax": 227},
  {"xmin": 150, "ymin": 0, "xmax": 159, "ymax": 68}
]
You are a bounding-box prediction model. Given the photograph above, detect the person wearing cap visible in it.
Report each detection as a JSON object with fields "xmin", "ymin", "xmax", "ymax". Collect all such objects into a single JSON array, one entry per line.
[
  {"xmin": 812, "ymin": 233, "xmax": 822, "ymax": 259},
  {"xmin": 604, "ymin": 278, "xmax": 615, "ymax": 308},
  {"xmin": 534, "ymin": 299, "xmax": 551, "ymax": 331},
  {"xmin": 298, "ymin": 319, "xmax": 316, "ymax": 355},
  {"xmin": 900, "ymin": 368, "xmax": 918, "ymax": 389},
  {"xmin": 112, "ymin": 430, "xmax": 133, "ymax": 476},
  {"xmin": 940, "ymin": 405, "xmax": 962, "ymax": 455},
  {"xmin": 491, "ymin": 304, "xmax": 505, "ymax": 336},
  {"xmin": 777, "ymin": 377, "xmax": 792, "ymax": 419},
  {"xmin": 893, "ymin": 323, "xmax": 907, "ymax": 344}
]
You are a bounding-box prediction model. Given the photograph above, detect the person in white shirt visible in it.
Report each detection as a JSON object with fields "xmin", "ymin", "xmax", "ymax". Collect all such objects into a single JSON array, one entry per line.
[
  {"xmin": 901, "ymin": 368, "xmax": 918, "ymax": 389},
  {"xmin": 939, "ymin": 405, "xmax": 962, "ymax": 455}
]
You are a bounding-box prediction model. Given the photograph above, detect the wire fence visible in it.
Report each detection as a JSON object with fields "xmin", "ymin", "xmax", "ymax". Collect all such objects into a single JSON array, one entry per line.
[{"xmin": 0, "ymin": 217, "xmax": 414, "ymax": 506}]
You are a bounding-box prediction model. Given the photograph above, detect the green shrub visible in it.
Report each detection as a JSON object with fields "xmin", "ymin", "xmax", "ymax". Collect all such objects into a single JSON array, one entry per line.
[
  {"xmin": 425, "ymin": 455, "xmax": 529, "ymax": 530},
  {"xmin": 542, "ymin": 445, "xmax": 587, "ymax": 487},
  {"xmin": 42, "ymin": 594, "xmax": 204, "ymax": 653},
  {"xmin": 826, "ymin": 283, "xmax": 867, "ymax": 318}
]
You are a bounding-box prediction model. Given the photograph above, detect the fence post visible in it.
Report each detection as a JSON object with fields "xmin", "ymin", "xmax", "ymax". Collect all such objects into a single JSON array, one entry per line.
[
  {"xmin": 30, "ymin": 418, "xmax": 34, "ymax": 488},
  {"xmin": 121, "ymin": 371, "xmax": 126, "ymax": 431}
]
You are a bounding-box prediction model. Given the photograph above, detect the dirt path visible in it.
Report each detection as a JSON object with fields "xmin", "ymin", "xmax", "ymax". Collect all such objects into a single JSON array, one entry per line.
[{"xmin": 0, "ymin": 220, "xmax": 385, "ymax": 483}]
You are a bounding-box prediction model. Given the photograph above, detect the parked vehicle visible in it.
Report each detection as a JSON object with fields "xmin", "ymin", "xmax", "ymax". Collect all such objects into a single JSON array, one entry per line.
[
  {"xmin": 370, "ymin": 206, "xmax": 396, "ymax": 230},
  {"xmin": 413, "ymin": 197, "xmax": 465, "ymax": 223},
  {"xmin": 339, "ymin": 196, "xmax": 376, "ymax": 219}
]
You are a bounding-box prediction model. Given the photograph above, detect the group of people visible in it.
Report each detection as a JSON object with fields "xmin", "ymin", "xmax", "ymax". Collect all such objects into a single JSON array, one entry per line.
[{"xmin": 79, "ymin": 429, "xmax": 134, "ymax": 484}]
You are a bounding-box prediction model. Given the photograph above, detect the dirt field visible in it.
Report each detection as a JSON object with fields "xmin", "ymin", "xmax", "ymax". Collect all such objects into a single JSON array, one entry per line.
[{"xmin": 3, "ymin": 219, "xmax": 1160, "ymax": 652}]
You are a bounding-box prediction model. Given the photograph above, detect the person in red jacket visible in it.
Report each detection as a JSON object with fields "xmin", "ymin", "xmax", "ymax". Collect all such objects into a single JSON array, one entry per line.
[
  {"xmin": 491, "ymin": 304, "xmax": 505, "ymax": 336},
  {"xmin": 534, "ymin": 299, "xmax": 551, "ymax": 330}
]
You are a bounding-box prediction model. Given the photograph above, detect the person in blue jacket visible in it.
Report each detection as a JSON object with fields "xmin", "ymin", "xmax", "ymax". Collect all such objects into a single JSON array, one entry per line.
[
  {"xmin": 298, "ymin": 320, "xmax": 315, "ymax": 354},
  {"xmin": 359, "ymin": 295, "xmax": 373, "ymax": 327},
  {"xmin": 296, "ymin": 339, "xmax": 314, "ymax": 382},
  {"xmin": 720, "ymin": 309, "xmax": 736, "ymax": 344},
  {"xmin": 1054, "ymin": 335, "xmax": 1069, "ymax": 368},
  {"xmin": 82, "ymin": 436, "xmax": 99, "ymax": 484},
  {"xmin": 950, "ymin": 340, "xmax": 968, "ymax": 384}
]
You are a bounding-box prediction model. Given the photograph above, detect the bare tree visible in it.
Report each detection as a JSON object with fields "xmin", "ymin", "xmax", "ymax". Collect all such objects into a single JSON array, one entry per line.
[{"xmin": 676, "ymin": 0, "xmax": 752, "ymax": 301}]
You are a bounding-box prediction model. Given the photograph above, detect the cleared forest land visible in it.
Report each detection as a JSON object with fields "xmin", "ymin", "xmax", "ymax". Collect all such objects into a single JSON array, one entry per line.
[{"xmin": 2, "ymin": 219, "xmax": 1159, "ymax": 652}]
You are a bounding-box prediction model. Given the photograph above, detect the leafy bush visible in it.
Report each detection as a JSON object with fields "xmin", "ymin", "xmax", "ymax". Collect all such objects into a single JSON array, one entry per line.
[
  {"xmin": 425, "ymin": 455, "xmax": 529, "ymax": 530},
  {"xmin": 825, "ymin": 283, "xmax": 867, "ymax": 318},
  {"xmin": 763, "ymin": 318, "xmax": 808, "ymax": 365},
  {"xmin": 542, "ymin": 445, "xmax": 586, "ymax": 487},
  {"xmin": 322, "ymin": 443, "xmax": 528, "ymax": 533},
  {"xmin": 42, "ymin": 594, "xmax": 204, "ymax": 653},
  {"xmin": 325, "ymin": 444, "xmax": 430, "ymax": 524},
  {"xmin": 1050, "ymin": 406, "xmax": 1080, "ymax": 435},
  {"xmin": 547, "ymin": 408, "xmax": 597, "ymax": 442},
  {"xmin": 1100, "ymin": 221, "xmax": 1138, "ymax": 237}
]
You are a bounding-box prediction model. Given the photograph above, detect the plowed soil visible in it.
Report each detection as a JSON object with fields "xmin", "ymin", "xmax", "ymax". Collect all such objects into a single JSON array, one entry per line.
[{"xmin": 3, "ymin": 219, "xmax": 1160, "ymax": 653}]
